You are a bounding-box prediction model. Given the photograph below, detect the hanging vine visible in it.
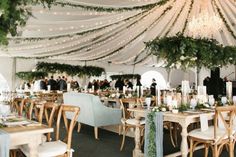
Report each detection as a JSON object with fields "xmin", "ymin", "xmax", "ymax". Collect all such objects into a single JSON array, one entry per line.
[{"xmin": 56, "ymin": 0, "xmax": 170, "ymax": 12}]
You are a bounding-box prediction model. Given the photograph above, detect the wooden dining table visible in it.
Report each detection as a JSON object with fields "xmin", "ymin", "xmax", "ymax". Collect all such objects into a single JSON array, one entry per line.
[
  {"xmin": 127, "ymin": 108, "xmax": 214, "ymax": 157},
  {"xmin": 1, "ymin": 124, "xmax": 53, "ymax": 157}
]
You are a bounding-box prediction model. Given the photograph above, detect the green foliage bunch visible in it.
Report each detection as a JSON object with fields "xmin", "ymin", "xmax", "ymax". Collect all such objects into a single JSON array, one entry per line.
[{"xmin": 0, "ymin": 0, "xmax": 55, "ymax": 45}]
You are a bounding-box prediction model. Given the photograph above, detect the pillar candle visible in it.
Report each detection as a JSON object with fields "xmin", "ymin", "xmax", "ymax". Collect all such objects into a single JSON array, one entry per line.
[
  {"xmin": 141, "ymin": 86, "xmax": 143, "ymax": 97},
  {"xmin": 67, "ymin": 83, "xmax": 71, "ymax": 92},
  {"xmin": 137, "ymin": 86, "xmax": 140, "ymax": 98},
  {"xmin": 226, "ymin": 81, "xmax": 232, "ymax": 100},
  {"xmin": 123, "ymin": 86, "xmax": 126, "ymax": 94}
]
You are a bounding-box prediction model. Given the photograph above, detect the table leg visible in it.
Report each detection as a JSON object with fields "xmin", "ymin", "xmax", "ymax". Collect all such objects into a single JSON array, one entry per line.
[
  {"xmin": 133, "ymin": 118, "xmax": 144, "ymax": 157},
  {"xmin": 180, "ymin": 124, "xmax": 188, "ymax": 157},
  {"xmin": 28, "ymin": 135, "xmax": 41, "ymax": 157}
]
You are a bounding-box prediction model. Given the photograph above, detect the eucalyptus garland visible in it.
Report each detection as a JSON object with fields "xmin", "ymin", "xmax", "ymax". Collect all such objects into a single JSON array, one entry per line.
[
  {"xmin": 28, "ymin": 9, "xmax": 151, "ymax": 58},
  {"xmin": 182, "ymin": 0, "xmax": 194, "ymax": 33},
  {"xmin": 164, "ymin": 0, "xmax": 187, "ymax": 36},
  {"xmin": 145, "ymin": 34, "xmax": 236, "ymax": 70},
  {"xmin": 10, "ymin": 8, "xmax": 145, "ymax": 42},
  {"xmin": 110, "ymin": 74, "xmax": 141, "ymax": 80},
  {"xmin": 16, "ymin": 71, "xmax": 48, "ymax": 81},
  {"xmin": 89, "ymin": 6, "xmax": 173, "ymax": 62},
  {"xmin": 213, "ymin": 0, "xmax": 236, "ymax": 40},
  {"xmin": 147, "ymin": 111, "xmax": 156, "ymax": 157},
  {"xmin": 56, "ymin": 0, "xmax": 170, "ymax": 12},
  {"xmin": 36, "ymin": 62, "xmax": 105, "ymax": 77}
]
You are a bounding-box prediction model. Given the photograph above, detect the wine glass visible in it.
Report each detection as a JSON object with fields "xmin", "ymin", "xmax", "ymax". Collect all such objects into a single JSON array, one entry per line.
[
  {"xmin": 145, "ymin": 97, "xmax": 152, "ymax": 110},
  {"xmin": 1, "ymin": 105, "xmax": 10, "ymax": 122},
  {"xmin": 221, "ymin": 97, "xmax": 227, "ymax": 105},
  {"xmin": 208, "ymin": 98, "xmax": 215, "ymax": 107},
  {"xmin": 233, "ymin": 96, "xmax": 236, "ymax": 105},
  {"xmin": 190, "ymin": 98, "xmax": 197, "ymax": 110}
]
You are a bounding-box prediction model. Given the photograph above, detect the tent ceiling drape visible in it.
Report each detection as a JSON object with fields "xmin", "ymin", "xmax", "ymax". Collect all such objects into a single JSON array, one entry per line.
[{"xmin": 0, "ymin": 0, "xmax": 235, "ymax": 66}]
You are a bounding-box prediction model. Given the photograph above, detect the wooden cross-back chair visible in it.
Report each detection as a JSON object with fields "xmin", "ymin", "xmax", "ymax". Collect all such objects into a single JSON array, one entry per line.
[
  {"xmin": 11, "ymin": 98, "xmax": 23, "ymax": 115},
  {"xmin": 189, "ymin": 105, "xmax": 236, "ymax": 157},
  {"xmin": 19, "ymin": 98, "xmax": 44, "ymax": 122},
  {"xmin": 119, "ymin": 98, "xmax": 145, "ymax": 151},
  {"xmin": 22, "ymin": 105, "xmax": 80, "ymax": 157},
  {"xmin": 43, "ymin": 102, "xmax": 59, "ymax": 141}
]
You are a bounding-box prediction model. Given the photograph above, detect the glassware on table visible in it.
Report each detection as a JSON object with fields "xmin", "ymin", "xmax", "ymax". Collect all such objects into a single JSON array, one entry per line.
[
  {"xmin": 208, "ymin": 98, "xmax": 215, "ymax": 107},
  {"xmin": 233, "ymin": 96, "xmax": 236, "ymax": 105},
  {"xmin": 190, "ymin": 98, "xmax": 197, "ymax": 110},
  {"xmin": 145, "ymin": 97, "xmax": 152, "ymax": 110},
  {"xmin": 221, "ymin": 96, "xmax": 227, "ymax": 105}
]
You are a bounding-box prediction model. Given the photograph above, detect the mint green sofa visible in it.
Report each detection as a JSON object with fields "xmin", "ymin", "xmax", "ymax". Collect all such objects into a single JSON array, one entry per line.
[{"xmin": 63, "ymin": 92, "xmax": 121, "ymax": 139}]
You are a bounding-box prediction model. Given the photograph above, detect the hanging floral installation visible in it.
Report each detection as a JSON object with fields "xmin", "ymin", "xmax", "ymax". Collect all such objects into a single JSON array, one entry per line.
[
  {"xmin": 110, "ymin": 74, "xmax": 141, "ymax": 80},
  {"xmin": 16, "ymin": 71, "xmax": 48, "ymax": 82},
  {"xmin": 36, "ymin": 62, "xmax": 105, "ymax": 77},
  {"xmin": 145, "ymin": 34, "xmax": 236, "ymax": 70}
]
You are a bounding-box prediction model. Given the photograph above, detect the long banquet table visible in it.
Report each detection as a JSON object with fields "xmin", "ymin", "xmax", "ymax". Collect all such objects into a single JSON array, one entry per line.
[
  {"xmin": 127, "ymin": 108, "xmax": 214, "ymax": 157},
  {"xmin": 1, "ymin": 125, "xmax": 53, "ymax": 157}
]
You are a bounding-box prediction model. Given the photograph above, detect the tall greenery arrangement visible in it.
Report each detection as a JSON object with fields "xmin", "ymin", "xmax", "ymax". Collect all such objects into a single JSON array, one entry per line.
[
  {"xmin": 0, "ymin": 0, "xmax": 55, "ymax": 45},
  {"xmin": 145, "ymin": 34, "xmax": 236, "ymax": 70}
]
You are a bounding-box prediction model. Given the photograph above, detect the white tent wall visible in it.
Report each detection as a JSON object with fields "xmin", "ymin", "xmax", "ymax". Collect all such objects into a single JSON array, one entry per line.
[
  {"xmin": 0, "ymin": 57, "xmax": 235, "ymax": 90},
  {"xmin": 0, "ymin": 57, "xmax": 15, "ymax": 90}
]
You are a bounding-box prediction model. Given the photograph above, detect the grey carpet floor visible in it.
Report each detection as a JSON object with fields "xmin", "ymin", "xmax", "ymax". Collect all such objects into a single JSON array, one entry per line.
[{"xmin": 70, "ymin": 124, "xmax": 234, "ymax": 157}]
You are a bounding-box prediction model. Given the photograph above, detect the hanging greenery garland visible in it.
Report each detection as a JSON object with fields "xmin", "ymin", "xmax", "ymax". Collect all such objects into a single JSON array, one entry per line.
[
  {"xmin": 10, "ymin": 9, "xmax": 145, "ymax": 42},
  {"xmin": 182, "ymin": 0, "xmax": 194, "ymax": 33},
  {"xmin": 16, "ymin": 71, "xmax": 48, "ymax": 82},
  {"xmin": 213, "ymin": 0, "xmax": 236, "ymax": 40},
  {"xmin": 110, "ymin": 74, "xmax": 141, "ymax": 80},
  {"xmin": 56, "ymin": 0, "xmax": 170, "ymax": 12},
  {"xmin": 0, "ymin": 0, "xmax": 55, "ymax": 45},
  {"xmin": 145, "ymin": 33, "xmax": 236, "ymax": 70},
  {"xmin": 36, "ymin": 62, "xmax": 105, "ymax": 77}
]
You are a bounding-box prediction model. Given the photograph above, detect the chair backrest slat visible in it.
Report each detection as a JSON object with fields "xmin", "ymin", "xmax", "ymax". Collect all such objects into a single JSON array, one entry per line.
[
  {"xmin": 56, "ymin": 105, "xmax": 80, "ymax": 154},
  {"xmin": 214, "ymin": 106, "xmax": 236, "ymax": 142}
]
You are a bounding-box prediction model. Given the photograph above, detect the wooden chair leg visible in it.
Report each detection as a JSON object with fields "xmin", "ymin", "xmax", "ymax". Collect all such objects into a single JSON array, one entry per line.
[
  {"xmin": 77, "ymin": 122, "xmax": 81, "ymax": 133},
  {"xmin": 229, "ymin": 141, "xmax": 234, "ymax": 157},
  {"xmin": 204, "ymin": 144, "xmax": 209, "ymax": 157},
  {"xmin": 120, "ymin": 126, "xmax": 127, "ymax": 151},
  {"xmin": 118, "ymin": 125, "xmax": 122, "ymax": 135},
  {"xmin": 94, "ymin": 127, "xmax": 98, "ymax": 140},
  {"xmin": 213, "ymin": 145, "xmax": 218, "ymax": 157},
  {"xmin": 189, "ymin": 138, "xmax": 194, "ymax": 157}
]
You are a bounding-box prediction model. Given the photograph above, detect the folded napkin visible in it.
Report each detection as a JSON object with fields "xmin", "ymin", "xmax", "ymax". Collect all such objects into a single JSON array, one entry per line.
[
  {"xmin": 144, "ymin": 112, "xmax": 163, "ymax": 157},
  {"xmin": 0, "ymin": 129, "xmax": 10, "ymax": 157}
]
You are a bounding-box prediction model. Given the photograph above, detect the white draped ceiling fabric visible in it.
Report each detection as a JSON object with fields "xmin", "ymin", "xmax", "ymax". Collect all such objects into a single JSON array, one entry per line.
[{"xmin": 1, "ymin": 0, "xmax": 236, "ymax": 66}]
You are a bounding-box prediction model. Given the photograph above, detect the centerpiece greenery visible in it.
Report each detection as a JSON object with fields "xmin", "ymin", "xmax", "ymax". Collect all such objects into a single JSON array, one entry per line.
[{"xmin": 0, "ymin": 0, "xmax": 55, "ymax": 45}]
